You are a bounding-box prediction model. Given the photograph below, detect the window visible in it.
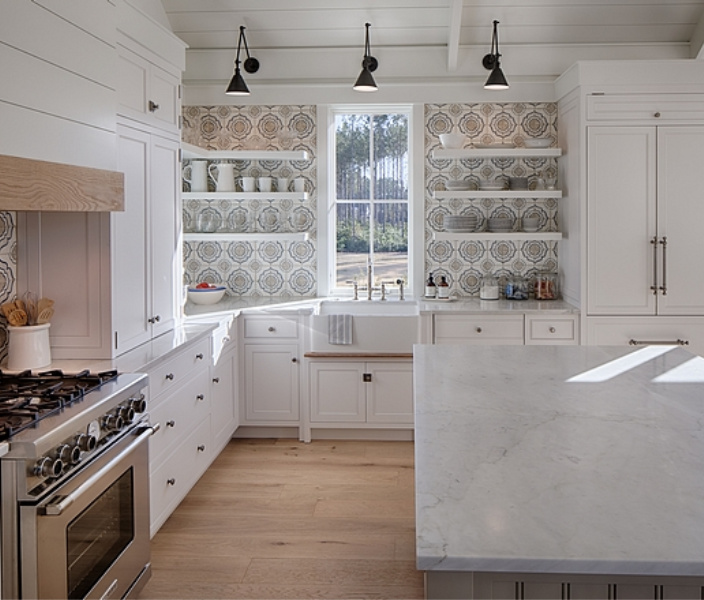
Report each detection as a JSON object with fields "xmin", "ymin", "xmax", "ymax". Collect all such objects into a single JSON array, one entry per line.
[{"xmin": 330, "ymin": 108, "xmax": 410, "ymax": 293}]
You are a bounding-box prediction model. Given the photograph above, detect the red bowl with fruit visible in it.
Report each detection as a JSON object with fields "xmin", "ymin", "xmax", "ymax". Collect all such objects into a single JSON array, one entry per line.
[{"xmin": 188, "ymin": 283, "xmax": 227, "ymax": 305}]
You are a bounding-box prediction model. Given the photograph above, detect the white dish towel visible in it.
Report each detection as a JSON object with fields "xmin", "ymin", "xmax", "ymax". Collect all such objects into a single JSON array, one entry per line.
[{"xmin": 328, "ymin": 314, "xmax": 353, "ymax": 345}]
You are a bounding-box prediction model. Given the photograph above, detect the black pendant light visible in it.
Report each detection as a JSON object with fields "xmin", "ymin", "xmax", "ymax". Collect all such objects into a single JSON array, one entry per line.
[
  {"xmin": 353, "ymin": 23, "xmax": 379, "ymax": 92},
  {"xmin": 226, "ymin": 26, "xmax": 260, "ymax": 96},
  {"xmin": 482, "ymin": 20, "xmax": 509, "ymax": 90}
]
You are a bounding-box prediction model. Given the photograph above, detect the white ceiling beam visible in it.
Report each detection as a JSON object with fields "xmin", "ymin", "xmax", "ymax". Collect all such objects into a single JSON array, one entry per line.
[{"xmin": 447, "ymin": 0, "xmax": 463, "ymax": 72}]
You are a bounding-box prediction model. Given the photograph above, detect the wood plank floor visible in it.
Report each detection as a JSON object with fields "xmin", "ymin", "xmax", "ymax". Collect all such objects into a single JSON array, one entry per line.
[{"xmin": 139, "ymin": 438, "xmax": 425, "ymax": 599}]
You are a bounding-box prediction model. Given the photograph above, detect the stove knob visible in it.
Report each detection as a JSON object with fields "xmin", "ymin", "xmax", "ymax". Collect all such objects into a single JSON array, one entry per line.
[
  {"xmin": 75, "ymin": 433, "xmax": 96, "ymax": 452},
  {"xmin": 129, "ymin": 395, "xmax": 147, "ymax": 414},
  {"xmin": 34, "ymin": 456, "xmax": 63, "ymax": 478},
  {"xmin": 102, "ymin": 414, "xmax": 124, "ymax": 432},
  {"xmin": 57, "ymin": 444, "xmax": 82, "ymax": 465},
  {"xmin": 120, "ymin": 406, "xmax": 136, "ymax": 424}
]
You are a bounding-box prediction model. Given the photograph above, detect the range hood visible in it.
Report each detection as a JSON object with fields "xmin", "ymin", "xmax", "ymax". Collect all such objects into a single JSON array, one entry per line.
[{"xmin": 0, "ymin": 154, "xmax": 124, "ymax": 212}]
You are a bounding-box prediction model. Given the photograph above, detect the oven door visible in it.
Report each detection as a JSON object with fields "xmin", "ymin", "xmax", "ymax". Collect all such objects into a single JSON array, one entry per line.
[{"xmin": 19, "ymin": 424, "xmax": 155, "ymax": 600}]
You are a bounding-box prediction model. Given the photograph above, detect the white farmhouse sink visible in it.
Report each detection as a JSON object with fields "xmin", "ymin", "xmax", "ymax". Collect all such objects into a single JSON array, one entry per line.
[
  {"xmin": 307, "ymin": 300, "xmax": 420, "ymax": 353},
  {"xmin": 315, "ymin": 299, "xmax": 419, "ymax": 316}
]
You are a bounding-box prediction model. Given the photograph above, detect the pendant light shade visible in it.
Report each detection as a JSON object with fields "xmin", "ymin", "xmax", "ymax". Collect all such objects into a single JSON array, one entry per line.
[
  {"xmin": 226, "ymin": 26, "xmax": 260, "ymax": 96},
  {"xmin": 482, "ymin": 20, "xmax": 509, "ymax": 90},
  {"xmin": 353, "ymin": 23, "xmax": 379, "ymax": 92}
]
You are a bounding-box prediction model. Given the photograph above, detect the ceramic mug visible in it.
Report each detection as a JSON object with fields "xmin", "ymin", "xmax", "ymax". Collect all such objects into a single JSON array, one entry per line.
[
  {"xmin": 277, "ymin": 177, "xmax": 289, "ymax": 192},
  {"xmin": 293, "ymin": 177, "xmax": 305, "ymax": 193},
  {"xmin": 258, "ymin": 177, "xmax": 272, "ymax": 192},
  {"xmin": 208, "ymin": 162, "xmax": 236, "ymax": 192},
  {"xmin": 183, "ymin": 160, "xmax": 208, "ymax": 192},
  {"xmin": 240, "ymin": 177, "xmax": 256, "ymax": 192}
]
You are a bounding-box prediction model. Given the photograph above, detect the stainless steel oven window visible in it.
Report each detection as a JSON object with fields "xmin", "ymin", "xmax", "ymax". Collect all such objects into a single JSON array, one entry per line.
[{"xmin": 67, "ymin": 468, "xmax": 135, "ymax": 598}]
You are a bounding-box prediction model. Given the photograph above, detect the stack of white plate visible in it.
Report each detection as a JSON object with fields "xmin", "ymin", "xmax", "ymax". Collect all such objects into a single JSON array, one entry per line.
[
  {"xmin": 524, "ymin": 138, "xmax": 552, "ymax": 148},
  {"xmin": 444, "ymin": 214, "xmax": 478, "ymax": 232},
  {"xmin": 488, "ymin": 217, "xmax": 515, "ymax": 232},
  {"xmin": 446, "ymin": 179, "xmax": 471, "ymax": 191}
]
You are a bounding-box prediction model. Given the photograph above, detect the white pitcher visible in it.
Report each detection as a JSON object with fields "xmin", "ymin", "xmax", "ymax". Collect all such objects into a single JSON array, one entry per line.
[
  {"xmin": 208, "ymin": 162, "xmax": 236, "ymax": 192},
  {"xmin": 183, "ymin": 160, "xmax": 209, "ymax": 192}
]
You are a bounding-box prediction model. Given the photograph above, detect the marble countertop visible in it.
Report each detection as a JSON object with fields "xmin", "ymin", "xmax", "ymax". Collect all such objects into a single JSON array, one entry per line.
[
  {"xmin": 418, "ymin": 297, "xmax": 578, "ymax": 314},
  {"xmin": 414, "ymin": 344, "xmax": 704, "ymax": 576}
]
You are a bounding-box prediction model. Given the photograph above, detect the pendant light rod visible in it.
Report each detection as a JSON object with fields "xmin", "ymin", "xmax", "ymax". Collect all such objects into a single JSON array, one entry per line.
[
  {"xmin": 226, "ymin": 25, "xmax": 260, "ymax": 96},
  {"xmin": 353, "ymin": 22, "xmax": 379, "ymax": 92},
  {"xmin": 482, "ymin": 20, "xmax": 509, "ymax": 90}
]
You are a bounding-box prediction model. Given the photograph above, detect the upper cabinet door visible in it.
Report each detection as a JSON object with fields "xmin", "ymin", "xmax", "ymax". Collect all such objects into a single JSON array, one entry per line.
[
  {"xmin": 587, "ymin": 127, "xmax": 657, "ymax": 316},
  {"xmin": 657, "ymin": 127, "xmax": 704, "ymax": 316}
]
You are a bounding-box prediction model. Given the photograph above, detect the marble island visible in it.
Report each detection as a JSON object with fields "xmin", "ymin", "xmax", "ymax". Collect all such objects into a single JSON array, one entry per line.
[{"xmin": 413, "ymin": 344, "xmax": 704, "ymax": 600}]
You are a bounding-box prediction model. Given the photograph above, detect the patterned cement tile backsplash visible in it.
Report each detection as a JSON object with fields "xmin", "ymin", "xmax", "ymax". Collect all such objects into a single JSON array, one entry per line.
[
  {"xmin": 181, "ymin": 105, "xmax": 318, "ymax": 297},
  {"xmin": 424, "ymin": 102, "xmax": 559, "ymax": 296},
  {"xmin": 0, "ymin": 211, "xmax": 18, "ymax": 362}
]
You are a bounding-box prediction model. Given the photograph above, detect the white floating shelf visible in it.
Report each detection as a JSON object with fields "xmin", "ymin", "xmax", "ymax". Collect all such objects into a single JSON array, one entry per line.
[
  {"xmin": 182, "ymin": 142, "xmax": 309, "ymax": 161},
  {"xmin": 182, "ymin": 192, "xmax": 308, "ymax": 200},
  {"xmin": 433, "ymin": 231, "xmax": 563, "ymax": 242},
  {"xmin": 184, "ymin": 232, "xmax": 310, "ymax": 242},
  {"xmin": 432, "ymin": 148, "xmax": 562, "ymax": 159},
  {"xmin": 433, "ymin": 190, "xmax": 562, "ymax": 199}
]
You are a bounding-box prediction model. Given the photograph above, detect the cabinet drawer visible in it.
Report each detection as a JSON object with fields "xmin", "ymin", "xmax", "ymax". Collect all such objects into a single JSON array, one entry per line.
[
  {"xmin": 587, "ymin": 94, "xmax": 704, "ymax": 123},
  {"xmin": 149, "ymin": 416, "xmax": 211, "ymax": 536},
  {"xmin": 586, "ymin": 317, "xmax": 704, "ymax": 357},
  {"xmin": 148, "ymin": 369, "xmax": 211, "ymax": 465},
  {"xmin": 526, "ymin": 316, "xmax": 579, "ymax": 345},
  {"xmin": 244, "ymin": 316, "xmax": 298, "ymax": 339},
  {"xmin": 434, "ymin": 315, "xmax": 524, "ymax": 344},
  {"xmin": 147, "ymin": 338, "xmax": 210, "ymax": 403}
]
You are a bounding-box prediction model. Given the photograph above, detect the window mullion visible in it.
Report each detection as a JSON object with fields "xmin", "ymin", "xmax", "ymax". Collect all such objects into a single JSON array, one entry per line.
[{"xmin": 368, "ymin": 115, "xmax": 375, "ymax": 271}]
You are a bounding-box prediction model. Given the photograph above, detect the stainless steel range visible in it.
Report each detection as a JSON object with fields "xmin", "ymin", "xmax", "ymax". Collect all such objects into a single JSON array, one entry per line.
[{"xmin": 0, "ymin": 369, "xmax": 154, "ymax": 599}]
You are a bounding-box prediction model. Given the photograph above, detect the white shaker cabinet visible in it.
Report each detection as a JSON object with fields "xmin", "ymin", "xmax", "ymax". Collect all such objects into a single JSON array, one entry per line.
[
  {"xmin": 309, "ymin": 360, "xmax": 413, "ymax": 426},
  {"xmin": 587, "ymin": 126, "xmax": 704, "ymax": 317}
]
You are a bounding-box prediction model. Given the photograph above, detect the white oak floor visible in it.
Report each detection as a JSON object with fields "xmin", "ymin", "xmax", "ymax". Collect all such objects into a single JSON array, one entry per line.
[{"xmin": 139, "ymin": 438, "xmax": 424, "ymax": 599}]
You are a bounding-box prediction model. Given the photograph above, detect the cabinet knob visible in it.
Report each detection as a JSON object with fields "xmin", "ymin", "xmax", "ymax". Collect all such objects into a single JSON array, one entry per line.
[
  {"xmin": 165, "ymin": 373, "xmax": 174, "ymax": 381},
  {"xmin": 154, "ymin": 315, "xmax": 160, "ymax": 322},
  {"xmin": 196, "ymin": 394, "xmax": 205, "ymax": 401},
  {"xmin": 166, "ymin": 420, "xmax": 175, "ymax": 428},
  {"xmin": 475, "ymin": 327, "xmax": 482, "ymax": 333},
  {"xmin": 268, "ymin": 326, "xmax": 276, "ymax": 332},
  {"xmin": 654, "ymin": 111, "xmax": 661, "ymax": 118},
  {"xmin": 212, "ymin": 377, "xmax": 220, "ymax": 384},
  {"xmin": 549, "ymin": 327, "xmax": 556, "ymax": 333},
  {"xmin": 197, "ymin": 444, "xmax": 206, "ymax": 452},
  {"xmin": 149, "ymin": 100, "xmax": 160, "ymax": 112},
  {"xmin": 167, "ymin": 478, "xmax": 176, "ymax": 486},
  {"xmin": 292, "ymin": 357, "xmax": 298, "ymax": 363},
  {"xmin": 196, "ymin": 353, "xmax": 204, "ymax": 360}
]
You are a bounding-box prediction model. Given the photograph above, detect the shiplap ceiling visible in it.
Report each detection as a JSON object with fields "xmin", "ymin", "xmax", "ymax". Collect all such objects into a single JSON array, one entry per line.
[{"xmin": 161, "ymin": 0, "xmax": 704, "ymax": 92}]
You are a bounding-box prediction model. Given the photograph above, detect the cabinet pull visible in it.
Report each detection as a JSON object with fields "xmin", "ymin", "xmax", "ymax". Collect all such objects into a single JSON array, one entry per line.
[
  {"xmin": 475, "ymin": 327, "xmax": 482, "ymax": 333},
  {"xmin": 166, "ymin": 420, "xmax": 175, "ymax": 428},
  {"xmin": 549, "ymin": 327, "xmax": 556, "ymax": 333},
  {"xmin": 197, "ymin": 445, "xmax": 206, "ymax": 452},
  {"xmin": 291, "ymin": 357, "xmax": 298, "ymax": 363},
  {"xmin": 629, "ymin": 339, "xmax": 689, "ymax": 346},
  {"xmin": 167, "ymin": 478, "xmax": 176, "ymax": 486},
  {"xmin": 654, "ymin": 111, "xmax": 661, "ymax": 118},
  {"xmin": 650, "ymin": 236, "xmax": 658, "ymax": 295},
  {"xmin": 268, "ymin": 326, "xmax": 276, "ymax": 332},
  {"xmin": 165, "ymin": 373, "xmax": 174, "ymax": 381},
  {"xmin": 196, "ymin": 353, "xmax": 204, "ymax": 360},
  {"xmin": 212, "ymin": 377, "xmax": 220, "ymax": 384},
  {"xmin": 659, "ymin": 236, "xmax": 667, "ymax": 295},
  {"xmin": 196, "ymin": 394, "xmax": 205, "ymax": 401},
  {"xmin": 149, "ymin": 100, "xmax": 159, "ymax": 112}
]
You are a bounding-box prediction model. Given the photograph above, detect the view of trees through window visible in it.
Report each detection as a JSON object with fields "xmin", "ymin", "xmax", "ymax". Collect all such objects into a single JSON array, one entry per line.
[{"xmin": 334, "ymin": 111, "xmax": 409, "ymax": 291}]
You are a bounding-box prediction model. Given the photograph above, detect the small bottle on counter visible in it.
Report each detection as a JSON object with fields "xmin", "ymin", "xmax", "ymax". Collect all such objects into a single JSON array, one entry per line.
[
  {"xmin": 425, "ymin": 273, "xmax": 437, "ymax": 298},
  {"xmin": 437, "ymin": 276, "xmax": 450, "ymax": 299}
]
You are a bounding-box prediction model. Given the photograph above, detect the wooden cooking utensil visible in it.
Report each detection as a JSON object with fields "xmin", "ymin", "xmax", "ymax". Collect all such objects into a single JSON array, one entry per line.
[
  {"xmin": 7, "ymin": 308, "xmax": 27, "ymax": 326},
  {"xmin": 36, "ymin": 307, "xmax": 54, "ymax": 324}
]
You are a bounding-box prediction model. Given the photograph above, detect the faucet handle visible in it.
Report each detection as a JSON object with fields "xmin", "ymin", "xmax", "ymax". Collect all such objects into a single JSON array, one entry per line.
[{"xmin": 345, "ymin": 280, "xmax": 359, "ymax": 300}]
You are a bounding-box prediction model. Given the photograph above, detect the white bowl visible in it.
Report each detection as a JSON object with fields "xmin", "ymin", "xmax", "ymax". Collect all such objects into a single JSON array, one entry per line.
[
  {"xmin": 524, "ymin": 138, "xmax": 552, "ymax": 148},
  {"xmin": 439, "ymin": 133, "xmax": 466, "ymax": 149},
  {"xmin": 188, "ymin": 286, "xmax": 226, "ymax": 305}
]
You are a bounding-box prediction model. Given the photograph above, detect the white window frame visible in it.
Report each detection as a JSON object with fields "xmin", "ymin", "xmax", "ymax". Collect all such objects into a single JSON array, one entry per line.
[{"xmin": 317, "ymin": 103, "xmax": 422, "ymax": 298}]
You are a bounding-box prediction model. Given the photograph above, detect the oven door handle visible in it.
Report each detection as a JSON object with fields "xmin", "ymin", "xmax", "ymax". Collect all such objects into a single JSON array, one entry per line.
[{"xmin": 43, "ymin": 424, "xmax": 160, "ymax": 517}]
